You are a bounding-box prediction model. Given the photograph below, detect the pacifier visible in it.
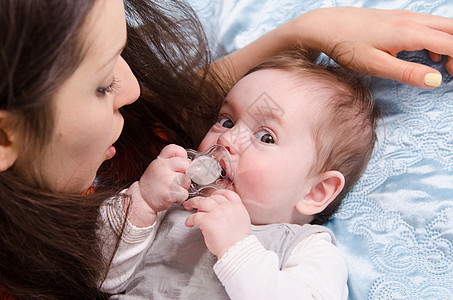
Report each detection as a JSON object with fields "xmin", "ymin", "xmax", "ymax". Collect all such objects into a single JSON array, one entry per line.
[{"xmin": 186, "ymin": 145, "xmax": 234, "ymax": 197}]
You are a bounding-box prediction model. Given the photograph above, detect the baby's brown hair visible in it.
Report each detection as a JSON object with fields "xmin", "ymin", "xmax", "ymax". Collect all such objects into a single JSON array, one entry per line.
[{"xmin": 247, "ymin": 50, "xmax": 379, "ymax": 225}]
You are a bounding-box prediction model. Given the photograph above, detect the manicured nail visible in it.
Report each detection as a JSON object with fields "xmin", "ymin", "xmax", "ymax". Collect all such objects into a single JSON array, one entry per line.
[{"xmin": 424, "ymin": 73, "xmax": 442, "ymax": 87}]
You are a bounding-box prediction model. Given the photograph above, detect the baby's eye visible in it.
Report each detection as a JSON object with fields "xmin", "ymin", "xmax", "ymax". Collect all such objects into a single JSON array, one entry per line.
[
  {"xmin": 255, "ymin": 129, "xmax": 275, "ymax": 144},
  {"xmin": 218, "ymin": 117, "xmax": 234, "ymax": 129}
]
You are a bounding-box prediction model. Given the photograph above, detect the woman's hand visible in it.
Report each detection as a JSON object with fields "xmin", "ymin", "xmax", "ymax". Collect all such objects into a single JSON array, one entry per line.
[
  {"xmin": 126, "ymin": 144, "xmax": 191, "ymax": 227},
  {"xmin": 293, "ymin": 7, "xmax": 453, "ymax": 88},
  {"xmin": 217, "ymin": 7, "xmax": 453, "ymax": 88},
  {"xmin": 184, "ymin": 189, "xmax": 251, "ymax": 258}
]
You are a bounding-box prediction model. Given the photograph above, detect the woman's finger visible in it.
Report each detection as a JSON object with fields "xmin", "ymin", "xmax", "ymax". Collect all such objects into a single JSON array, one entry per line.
[
  {"xmin": 385, "ymin": 9, "xmax": 453, "ymax": 34},
  {"xmin": 446, "ymin": 56, "xmax": 453, "ymax": 75},
  {"xmin": 397, "ymin": 25, "xmax": 453, "ymax": 57},
  {"xmin": 363, "ymin": 50, "xmax": 442, "ymax": 88},
  {"xmin": 429, "ymin": 51, "xmax": 442, "ymax": 63}
]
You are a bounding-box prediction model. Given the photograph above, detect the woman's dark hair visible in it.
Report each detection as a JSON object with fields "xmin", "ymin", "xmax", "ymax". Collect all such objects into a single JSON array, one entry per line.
[
  {"xmin": 0, "ymin": 0, "xmax": 226, "ymax": 298},
  {"xmin": 101, "ymin": 0, "xmax": 226, "ymax": 183}
]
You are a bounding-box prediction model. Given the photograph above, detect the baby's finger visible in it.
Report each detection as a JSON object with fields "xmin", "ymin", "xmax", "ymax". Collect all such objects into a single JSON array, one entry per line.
[
  {"xmin": 209, "ymin": 189, "xmax": 242, "ymax": 203},
  {"xmin": 167, "ymin": 156, "xmax": 191, "ymax": 173},
  {"xmin": 170, "ymin": 172, "xmax": 190, "ymax": 188},
  {"xmin": 185, "ymin": 213, "xmax": 195, "ymax": 227},
  {"xmin": 158, "ymin": 144, "xmax": 188, "ymax": 159},
  {"xmin": 170, "ymin": 174, "xmax": 190, "ymax": 203},
  {"xmin": 169, "ymin": 188, "xmax": 188, "ymax": 204},
  {"xmin": 183, "ymin": 196, "xmax": 219, "ymax": 212},
  {"xmin": 185, "ymin": 211, "xmax": 206, "ymax": 228},
  {"xmin": 176, "ymin": 173, "xmax": 191, "ymax": 190},
  {"xmin": 183, "ymin": 197, "xmax": 201, "ymax": 211}
]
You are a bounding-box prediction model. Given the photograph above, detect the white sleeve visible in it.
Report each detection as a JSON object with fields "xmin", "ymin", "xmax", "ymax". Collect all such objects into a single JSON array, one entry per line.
[
  {"xmin": 213, "ymin": 233, "xmax": 348, "ymax": 300},
  {"xmin": 98, "ymin": 195, "xmax": 166, "ymax": 293}
]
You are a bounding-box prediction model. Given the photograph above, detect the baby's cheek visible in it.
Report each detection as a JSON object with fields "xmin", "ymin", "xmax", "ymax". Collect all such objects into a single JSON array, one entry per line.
[
  {"xmin": 237, "ymin": 170, "xmax": 281, "ymax": 224},
  {"xmin": 198, "ymin": 131, "xmax": 217, "ymax": 152},
  {"xmin": 236, "ymin": 167, "xmax": 275, "ymax": 199}
]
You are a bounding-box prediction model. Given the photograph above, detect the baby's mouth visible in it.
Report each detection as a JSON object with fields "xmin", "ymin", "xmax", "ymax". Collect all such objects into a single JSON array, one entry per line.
[{"xmin": 219, "ymin": 158, "xmax": 234, "ymax": 182}]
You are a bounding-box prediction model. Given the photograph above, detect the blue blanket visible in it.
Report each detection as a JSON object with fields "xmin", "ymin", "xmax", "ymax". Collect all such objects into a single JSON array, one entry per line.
[{"xmin": 189, "ymin": 1, "xmax": 453, "ymax": 299}]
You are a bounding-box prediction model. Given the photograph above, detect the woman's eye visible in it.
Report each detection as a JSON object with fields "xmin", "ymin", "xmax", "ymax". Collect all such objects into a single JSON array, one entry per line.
[
  {"xmin": 96, "ymin": 78, "xmax": 118, "ymax": 96},
  {"xmin": 218, "ymin": 117, "xmax": 234, "ymax": 129},
  {"xmin": 255, "ymin": 129, "xmax": 275, "ymax": 144}
]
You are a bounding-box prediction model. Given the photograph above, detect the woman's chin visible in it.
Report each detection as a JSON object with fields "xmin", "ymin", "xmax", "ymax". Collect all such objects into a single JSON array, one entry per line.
[{"xmin": 105, "ymin": 145, "xmax": 116, "ymax": 160}]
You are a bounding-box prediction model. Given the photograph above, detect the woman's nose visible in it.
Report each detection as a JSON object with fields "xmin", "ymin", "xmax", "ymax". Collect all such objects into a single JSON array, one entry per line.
[{"xmin": 113, "ymin": 56, "xmax": 140, "ymax": 110}]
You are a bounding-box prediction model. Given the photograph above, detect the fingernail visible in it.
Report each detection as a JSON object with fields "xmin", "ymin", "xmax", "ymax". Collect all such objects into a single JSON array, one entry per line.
[{"xmin": 424, "ymin": 73, "xmax": 442, "ymax": 87}]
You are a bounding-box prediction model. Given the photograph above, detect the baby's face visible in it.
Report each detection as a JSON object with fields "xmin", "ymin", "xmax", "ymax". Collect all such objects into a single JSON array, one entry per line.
[{"xmin": 199, "ymin": 69, "xmax": 324, "ymax": 225}]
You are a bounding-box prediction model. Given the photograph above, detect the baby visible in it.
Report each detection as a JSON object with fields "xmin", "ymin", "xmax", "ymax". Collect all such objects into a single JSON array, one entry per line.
[{"xmin": 104, "ymin": 51, "xmax": 378, "ymax": 299}]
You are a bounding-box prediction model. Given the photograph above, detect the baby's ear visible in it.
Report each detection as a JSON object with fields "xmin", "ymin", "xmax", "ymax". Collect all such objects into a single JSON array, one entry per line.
[
  {"xmin": 0, "ymin": 111, "xmax": 18, "ymax": 172},
  {"xmin": 296, "ymin": 171, "xmax": 345, "ymax": 216}
]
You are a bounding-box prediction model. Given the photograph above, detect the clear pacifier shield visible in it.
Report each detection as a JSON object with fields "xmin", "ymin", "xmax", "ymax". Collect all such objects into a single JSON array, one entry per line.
[{"xmin": 186, "ymin": 145, "xmax": 234, "ymax": 196}]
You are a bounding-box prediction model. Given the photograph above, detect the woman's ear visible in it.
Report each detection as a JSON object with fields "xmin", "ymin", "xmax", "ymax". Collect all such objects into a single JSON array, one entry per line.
[
  {"xmin": 0, "ymin": 111, "xmax": 18, "ymax": 171},
  {"xmin": 296, "ymin": 171, "xmax": 345, "ymax": 215}
]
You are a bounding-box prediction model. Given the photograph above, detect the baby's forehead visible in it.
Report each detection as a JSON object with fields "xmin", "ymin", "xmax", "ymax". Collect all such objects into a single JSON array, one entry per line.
[
  {"xmin": 234, "ymin": 69, "xmax": 316, "ymax": 95},
  {"xmin": 227, "ymin": 68, "xmax": 333, "ymax": 112},
  {"xmin": 229, "ymin": 69, "xmax": 331, "ymax": 128},
  {"xmin": 249, "ymin": 68, "xmax": 335, "ymax": 94}
]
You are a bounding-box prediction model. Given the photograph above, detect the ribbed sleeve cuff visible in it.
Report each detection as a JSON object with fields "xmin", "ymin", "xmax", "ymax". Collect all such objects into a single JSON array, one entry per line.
[
  {"xmin": 214, "ymin": 235, "xmax": 265, "ymax": 284},
  {"xmin": 105, "ymin": 194, "xmax": 156, "ymax": 244}
]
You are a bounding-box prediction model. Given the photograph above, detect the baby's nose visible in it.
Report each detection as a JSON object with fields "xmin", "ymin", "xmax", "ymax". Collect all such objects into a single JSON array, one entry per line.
[{"xmin": 217, "ymin": 134, "xmax": 236, "ymax": 156}]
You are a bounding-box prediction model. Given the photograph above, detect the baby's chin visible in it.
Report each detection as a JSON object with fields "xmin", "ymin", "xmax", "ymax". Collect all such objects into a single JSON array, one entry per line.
[{"xmin": 238, "ymin": 199, "xmax": 271, "ymax": 225}]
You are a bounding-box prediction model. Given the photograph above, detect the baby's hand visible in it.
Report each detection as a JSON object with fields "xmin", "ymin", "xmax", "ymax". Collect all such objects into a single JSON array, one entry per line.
[
  {"xmin": 184, "ymin": 190, "xmax": 251, "ymax": 258},
  {"xmin": 139, "ymin": 144, "xmax": 191, "ymax": 213}
]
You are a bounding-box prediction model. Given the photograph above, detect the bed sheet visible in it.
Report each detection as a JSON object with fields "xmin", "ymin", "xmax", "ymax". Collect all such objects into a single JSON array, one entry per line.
[{"xmin": 188, "ymin": 1, "xmax": 453, "ymax": 299}]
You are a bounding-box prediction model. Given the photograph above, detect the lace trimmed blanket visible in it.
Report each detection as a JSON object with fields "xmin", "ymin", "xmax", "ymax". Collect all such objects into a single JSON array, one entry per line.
[{"xmin": 188, "ymin": 1, "xmax": 453, "ymax": 298}]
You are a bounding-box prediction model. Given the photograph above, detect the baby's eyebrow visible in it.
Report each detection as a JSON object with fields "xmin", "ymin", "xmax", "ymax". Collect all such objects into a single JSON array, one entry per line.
[
  {"xmin": 223, "ymin": 96, "xmax": 283, "ymax": 127},
  {"xmin": 221, "ymin": 98, "xmax": 235, "ymax": 113},
  {"xmin": 247, "ymin": 102, "xmax": 283, "ymax": 127},
  {"xmin": 251, "ymin": 111, "xmax": 282, "ymax": 128}
]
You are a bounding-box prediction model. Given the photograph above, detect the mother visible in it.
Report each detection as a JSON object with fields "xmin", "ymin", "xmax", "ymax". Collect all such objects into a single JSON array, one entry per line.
[{"xmin": 1, "ymin": 0, "xmax": 453, "ymax": 298}]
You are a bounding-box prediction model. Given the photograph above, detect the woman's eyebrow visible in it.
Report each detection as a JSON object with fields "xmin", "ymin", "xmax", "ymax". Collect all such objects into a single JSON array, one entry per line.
[{"xmin": 100, "ymin": 40, "xmax": 127, "ymax": 70}]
